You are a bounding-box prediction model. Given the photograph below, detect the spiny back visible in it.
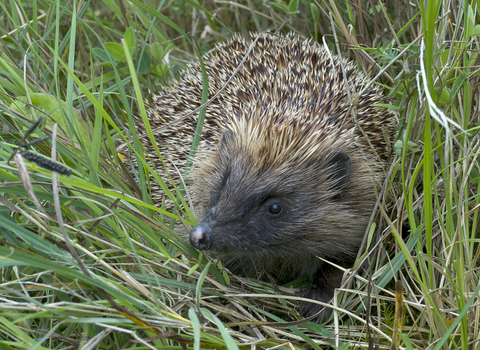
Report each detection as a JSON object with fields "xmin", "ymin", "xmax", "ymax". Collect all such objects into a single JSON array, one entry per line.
[{"xmin": 138, "ymin": 33, "xmax": 395, "ymax": 203}]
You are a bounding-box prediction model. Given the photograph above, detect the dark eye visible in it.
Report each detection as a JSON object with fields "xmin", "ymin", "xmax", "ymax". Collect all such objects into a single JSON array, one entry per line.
[{"xmin": 267, "ymin": 203, "xmax": 283, "ymax": 215}]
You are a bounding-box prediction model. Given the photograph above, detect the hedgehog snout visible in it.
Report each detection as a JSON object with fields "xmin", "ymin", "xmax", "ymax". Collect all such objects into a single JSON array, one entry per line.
[{"xmin": 190, "ymin": 221, "xmax": 213, "ymax": 250}]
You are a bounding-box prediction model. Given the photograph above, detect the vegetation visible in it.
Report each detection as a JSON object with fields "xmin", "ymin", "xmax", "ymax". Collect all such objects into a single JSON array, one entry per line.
[{"xmin": 0, "ymin": 0, "xmax": 479, "ymax": 349}]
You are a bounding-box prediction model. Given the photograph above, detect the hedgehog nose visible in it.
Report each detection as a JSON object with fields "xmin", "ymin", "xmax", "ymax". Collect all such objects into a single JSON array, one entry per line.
[{"xmin": 189, "ymin": 221, "xmax": 213, "ymax": 250}]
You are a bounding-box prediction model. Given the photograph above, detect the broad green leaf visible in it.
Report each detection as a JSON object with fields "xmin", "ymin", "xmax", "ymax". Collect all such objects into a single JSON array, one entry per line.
[
  {"xmin": 125, "ymin": 27, "xmax": 135, "ymax": 48},
  {"xmin": 271, "ymin": 2, "xmax": 289, "ymax": 14},
  {"xmin": 134, "ymin": 50, "xmax": 152, "ymax": 74},
  {"xmin": 449, "ymin": 74, "xmax": 466, "ymax": 101},
  {"xmin": 92, "ymin": 47, "xmax": 110, "ymax": 62},
  {"xmin": 10, "ymin": 93, "xmax": 91, "ymax": 149},
  {"xmin": 288, "ymin": 0, "xmax": 299, "ymax": 14},
  {"xmin": 433, "ymin": 87, "xmax": 450, "ymax": 103},
  {"xmin": 472, "ymin": 25, "xmax": 480, "ymax": 36},
  {"xmin": 150, "ymin": 42, "xmax": 164, "ymax": 61},
  {"xmin": 104, "ymin": 42, "xmax": 126, "ymax": 61}
]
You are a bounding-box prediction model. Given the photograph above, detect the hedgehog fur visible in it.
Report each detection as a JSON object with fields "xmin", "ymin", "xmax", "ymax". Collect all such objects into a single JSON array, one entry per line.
[{"xmin": 138, "ymin": 32, "xmax": 396, "ymax": 322}]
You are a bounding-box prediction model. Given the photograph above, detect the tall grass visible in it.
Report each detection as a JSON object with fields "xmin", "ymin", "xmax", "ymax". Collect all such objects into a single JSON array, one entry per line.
[{"xmin": 0, "ymin": 0, "xmax": 478, "ymax": 349}]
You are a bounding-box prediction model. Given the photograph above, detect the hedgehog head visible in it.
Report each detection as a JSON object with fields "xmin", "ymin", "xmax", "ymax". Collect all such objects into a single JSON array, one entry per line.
[{"xmin": 189, "ymin": 105, "xmax": 377, "ymax": 261}]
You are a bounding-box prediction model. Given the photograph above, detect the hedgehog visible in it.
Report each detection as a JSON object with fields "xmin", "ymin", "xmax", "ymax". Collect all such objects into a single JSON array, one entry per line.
[{"xmin": 137, "ymin": 32, "xmax": 396, "ymax": 322}]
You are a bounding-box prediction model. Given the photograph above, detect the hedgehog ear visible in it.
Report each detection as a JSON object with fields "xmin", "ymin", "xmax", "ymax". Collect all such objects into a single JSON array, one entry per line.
[
  {"xmin": 219, "ymin": 130, "xmax": 234, "ymax": 153},
  {"xmin": 325, "ymin": 151, "xmax": 350, "ymax": 188},
  {"xmin": 220, "ymin": 130, "xmax": 233, "ymax": 147},
  {"xmin": 221, "ymin": 130, "xmax": 233, "ymax": 143}
]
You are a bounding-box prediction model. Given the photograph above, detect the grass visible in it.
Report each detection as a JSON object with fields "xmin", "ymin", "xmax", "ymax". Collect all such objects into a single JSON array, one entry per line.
[{"xmin": 0, "ymin": 0, "xmax": 479, "ymax": 349}]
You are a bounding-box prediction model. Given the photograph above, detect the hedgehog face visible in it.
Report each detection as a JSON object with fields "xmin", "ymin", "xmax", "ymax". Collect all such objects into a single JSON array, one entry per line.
[
  {"xmin": 189, "ymin": 190, "xmax": 297, "ymax": 253},
  {"xmin": 189, "ymin": 119, "xmax": 355, "ymax": 256}
]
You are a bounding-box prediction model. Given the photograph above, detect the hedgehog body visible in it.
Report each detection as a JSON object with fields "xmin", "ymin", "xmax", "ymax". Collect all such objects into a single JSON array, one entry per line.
[{"xmin": 141, "ymin": 33, "xmax": 395, "ymax": 321}]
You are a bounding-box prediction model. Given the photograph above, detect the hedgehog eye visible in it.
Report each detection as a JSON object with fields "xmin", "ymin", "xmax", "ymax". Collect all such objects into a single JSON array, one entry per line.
[{"xmin": 267, "ymin": 203, "xmax": 283, "ymax": 215}]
